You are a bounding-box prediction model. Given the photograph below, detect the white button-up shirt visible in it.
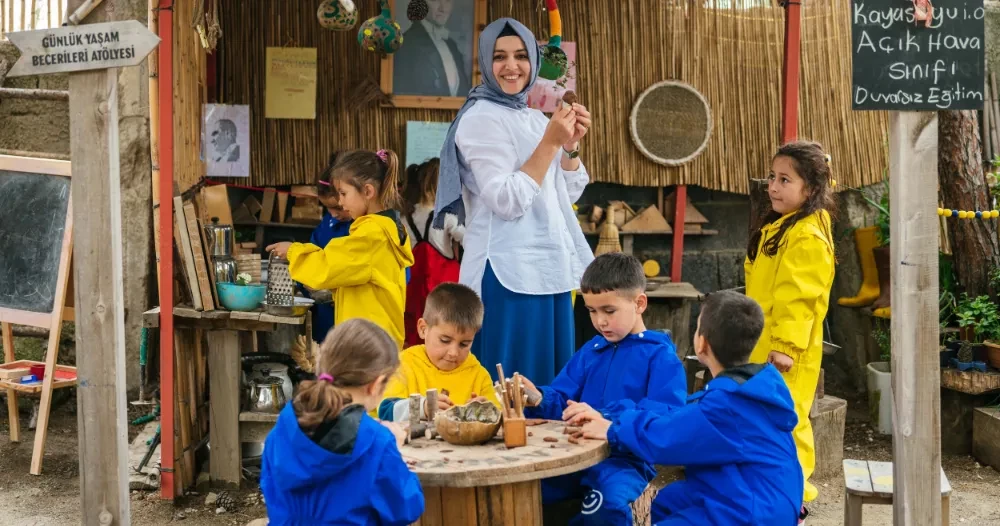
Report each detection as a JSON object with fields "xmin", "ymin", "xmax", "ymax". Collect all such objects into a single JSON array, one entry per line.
[
  {"xmin": 455, "ymin": 101, "xmax": 594, "ymax": 296},
  {"xmin": 421, "ymin": 20, "xmax": 460, "ymax": 97}
]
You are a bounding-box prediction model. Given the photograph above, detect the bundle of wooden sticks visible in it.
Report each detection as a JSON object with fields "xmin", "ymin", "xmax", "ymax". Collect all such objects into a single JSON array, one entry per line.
[{"xmin": 493, "ymin": 363, "xmax": 525, "ymax": 419}]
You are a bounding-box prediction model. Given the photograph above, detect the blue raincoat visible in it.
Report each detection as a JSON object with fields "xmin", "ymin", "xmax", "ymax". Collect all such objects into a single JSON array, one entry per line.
[
  {"xmin": 608, "ymin": 363, "xmax": 802, "ymax": 525},
  {"xmin": 261, "ymin": 404, "xmax": 424, "ymax": 525},
  {"xmin": 525, "ymin": 330, "xmax": 687, "ymax": 525}
]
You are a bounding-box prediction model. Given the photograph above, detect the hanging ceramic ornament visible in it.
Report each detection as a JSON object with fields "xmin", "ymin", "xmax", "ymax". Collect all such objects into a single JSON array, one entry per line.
[
  {"xmin": 406, "ymin": 0, "xmax": 429, "ymax": 21},
  {"xmin": 539, "ymin": 0, "xmax": 569, "ymax": 81},
  {"xmin": 317, "ymin": 0, "xmax": 359, "ymax": 31},
  {"xmin": 358, "ymin": 0, "xmax": 404, "ymax": 55}
]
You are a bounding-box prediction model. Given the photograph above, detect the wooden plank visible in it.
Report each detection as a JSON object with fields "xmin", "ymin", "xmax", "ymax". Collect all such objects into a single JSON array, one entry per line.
[
  {"xmin": 512, "ymin": 480, "xmax": 542, "ymax": 525},
  {"xmin": 843, "ymin": 459, "xmax": 874, "ymax": 496},
  {"xmin": 940, "ymin": 369, "xmax": 1000, "ymax": 395},
  {"xmin": 476, "ymin": 483, "xmax": 516, "ymax": 526},
  {"xmin": 229, "ymin": 310, "xmax": 261, "ymax": 321},
  {"xmin": 973, "ymin": 407, "xmax": 1000, "ymax": 472},
  {"xmin": 174, "ymin": 196, "xmax": 203, "ymax": 310},
  {"xmin": 276, "ymin": 192, "xmax": 289, "ymax": 223},
  {"xmin": 888, "ymin": 111, "xmax": 941, "ymax": 524},
  {"xmin": 260, "ymin": 189, "xmax": 276, "ymax": 223},
  {"xmin": 196, "ymin": 218, "xmax": 220, "ymax": 309},
  {"xmin": 439, "ymin": 487, "xmax": 477, "ymax": 525},
  {"xmin": 207, "ymin": 330, "xmax": 241, "ymax": 488},
  {"xmin": 184, "ymin": 203, "xmax": 215, "ymax": 310},
  {"xmin": 5, "ymin": 20, "xmax": 159, "ymax": 76},
  {"xmin": 66, "ymin": 10, "xmax": 131, "ymax": 519},
  {"xmin": 2, "ymin": 321, "xmax": 20, "ymax": 442},
  {"xmin": 867, "ymin": 460, "xmax": 894, "ymax": 497},
  {"xmin": 239, "ymin": 420, "xmax": 276, "ymax": 443},
  {"xmin": 419, "ymin": 486, "xmax": 444, "ymax": 526},
  {"xmin": 259, "ymin": 312, "xmax": 304, "ymax": 325}
]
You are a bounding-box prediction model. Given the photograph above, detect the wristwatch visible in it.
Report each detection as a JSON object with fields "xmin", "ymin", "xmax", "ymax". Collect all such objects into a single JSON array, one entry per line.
[{"xmin": 563, "ymin": 145, "xmax": 580, "ymax": 159}]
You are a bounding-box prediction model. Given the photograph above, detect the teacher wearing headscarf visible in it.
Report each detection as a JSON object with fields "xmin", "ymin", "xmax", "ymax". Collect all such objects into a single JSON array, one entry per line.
[{"xmin": 434, "ymin": 18, "xmax": 594, "ymax": 385}]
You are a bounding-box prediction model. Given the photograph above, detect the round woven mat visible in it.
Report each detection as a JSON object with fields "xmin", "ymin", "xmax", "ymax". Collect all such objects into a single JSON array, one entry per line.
[{"xmin": 630, "ymin": 81, "xmax": 712, "ymax": 166}]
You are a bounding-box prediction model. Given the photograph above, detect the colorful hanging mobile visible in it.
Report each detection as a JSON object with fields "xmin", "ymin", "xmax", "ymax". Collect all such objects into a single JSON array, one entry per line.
[
  {"xmin": 358, "ymin": 0, "xmax": 404, "ymax": 55},
  {"xmin": 318, "ymin": 0, "xmax": 359, "ymax": 31},
  {"xmin": 538, "ymin": 0, "xmax": 569, "ymax": 81}
]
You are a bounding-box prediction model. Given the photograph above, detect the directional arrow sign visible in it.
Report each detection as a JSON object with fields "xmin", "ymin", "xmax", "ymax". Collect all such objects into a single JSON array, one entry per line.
[{"xmin": 5, "ymin": 20, "xmax": 160, "ymax": 77}]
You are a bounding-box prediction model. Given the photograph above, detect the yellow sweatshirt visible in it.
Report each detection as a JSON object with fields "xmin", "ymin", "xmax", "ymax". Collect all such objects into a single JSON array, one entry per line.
[
  {"xmin": 286, "ymin": 212, "xmax": 414, "ymax": 348},
  {"xmin": 744, "ymin": 209, "xmax": 834, "ymax": 503},
  {"xmin": 380, "ymin": 345, "xmax": 500, "ymax": 421}
]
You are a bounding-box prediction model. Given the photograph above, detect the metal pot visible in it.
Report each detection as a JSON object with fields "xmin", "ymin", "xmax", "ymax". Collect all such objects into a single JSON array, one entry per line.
[
  {"xmin": 204, "ymin": 217, "xmax": 234, "ymax": 257},
  {"xmin": 212, "ymin": 255, "xmax": 239, "ymax": 284},
  {"xmin": 248, "ymin": 376, "xmax": 287, "ymax": 413}
]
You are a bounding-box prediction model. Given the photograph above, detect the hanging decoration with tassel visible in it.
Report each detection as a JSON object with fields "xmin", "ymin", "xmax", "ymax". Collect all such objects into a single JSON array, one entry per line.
[
  {"xmin": 317, "ymin": 0, "xmax": 359, "ymax": 31},
  {"xmin": 538, "ymin": 0, "xmax": 568, "ymax": 81},
  {"xmin": 358, "ymin": 0, "xmax": 405, "ymax": 55}
]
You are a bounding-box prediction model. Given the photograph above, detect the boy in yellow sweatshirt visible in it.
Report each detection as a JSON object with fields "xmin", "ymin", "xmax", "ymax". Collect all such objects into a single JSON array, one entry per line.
[{"xmin": 378, "ymin": 283, "xmax": 499, "ymax": 421}]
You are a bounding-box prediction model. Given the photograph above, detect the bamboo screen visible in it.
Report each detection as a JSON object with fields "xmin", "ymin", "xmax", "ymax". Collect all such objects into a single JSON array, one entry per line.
[
  {"xmin": 1, "ymin": 0, "xmax": 66, "ymax": 38},
  {"xmin": 213, "ymin": 0, "xmax": 887, "ymax": 193}
]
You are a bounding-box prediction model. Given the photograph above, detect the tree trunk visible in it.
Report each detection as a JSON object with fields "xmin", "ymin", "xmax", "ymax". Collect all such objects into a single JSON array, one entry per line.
[{"xmin": 939, "ymin": 110, "xmax": 1000, "ymax": 297}]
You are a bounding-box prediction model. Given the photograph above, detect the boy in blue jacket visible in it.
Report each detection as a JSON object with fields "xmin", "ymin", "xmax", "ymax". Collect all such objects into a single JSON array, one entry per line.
[
  {"xmin": 575, "ymin": 290, "xmax": 804, "ymax": 525},
  {"xmin": 518, "ymin": 253, "xmax": 687, "ymax": 525}
]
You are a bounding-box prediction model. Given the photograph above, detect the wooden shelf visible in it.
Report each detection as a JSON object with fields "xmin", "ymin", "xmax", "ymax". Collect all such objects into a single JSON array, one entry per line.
[
  {"xmin": 234, "ymin": 221, "xmax": 317, "ymax": 230},
  {"xmin": 941, "ymin": 368, "xmax": 1000, "ymax": 395},
  {"xmin": 0, "ymin": 363, "xmax": 78, "ymax": 394},
  {"xmin": 240, "ymin": 411, "xmax": 279, "ymax": 423}
]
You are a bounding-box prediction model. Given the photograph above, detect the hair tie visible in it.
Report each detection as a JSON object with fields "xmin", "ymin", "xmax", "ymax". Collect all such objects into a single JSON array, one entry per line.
[
  {"xmin": 376, "ymin": 149, "xmax": 388, "ymax": 164},
  {"xmin": 824, "ymin": 154, "xmax": 832, "ymax": 165},
  {"xmin": 318, "ymin": 180, "xmax": 331, "ymax": 187},
  {"xmin": 318, "ymin": 373, "xmax": 334, "ymax": 383}
]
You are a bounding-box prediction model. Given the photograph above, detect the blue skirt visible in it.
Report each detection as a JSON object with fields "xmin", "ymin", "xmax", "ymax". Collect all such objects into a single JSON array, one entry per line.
[{"xmin": 472, "ymin": 262, "xmax": 575, "ymax": 386}]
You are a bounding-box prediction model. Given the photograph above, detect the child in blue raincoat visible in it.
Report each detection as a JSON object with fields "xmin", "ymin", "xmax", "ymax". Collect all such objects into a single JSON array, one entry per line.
[
  {"xmin": 261, "ymin": 319, "xmax": 423, "ymax": 525},
  {"xmin": 518, "ymin": 253, "xmax": 687, "ymax": 525},
  {"xmin": 574, "ymin": 290, "xmax": 803, "ymax": 525}
]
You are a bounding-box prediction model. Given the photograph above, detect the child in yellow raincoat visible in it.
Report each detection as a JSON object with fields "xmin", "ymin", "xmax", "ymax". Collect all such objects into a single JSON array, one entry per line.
[
  {"xmin": 378, "ymin": 282, "xmax": 500, "ymax": 422},
  {"xmin": 744, "ymin": 141, "xmax": 836, "ymax": 523},
  {"xmin": 268, "ymin": 149, "xmax": 415, "ymax": 348}
]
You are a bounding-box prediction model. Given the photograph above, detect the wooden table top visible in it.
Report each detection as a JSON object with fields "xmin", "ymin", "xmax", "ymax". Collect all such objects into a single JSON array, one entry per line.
[{"xmin": 400, "ymin": 420, "xmax": 609, "ymax": 488}]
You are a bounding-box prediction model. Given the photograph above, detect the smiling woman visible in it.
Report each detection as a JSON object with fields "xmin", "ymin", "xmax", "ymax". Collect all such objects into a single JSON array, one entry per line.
[{"xmin": 432, "ymin": 18, "xmax": 594, "ymax": 386}]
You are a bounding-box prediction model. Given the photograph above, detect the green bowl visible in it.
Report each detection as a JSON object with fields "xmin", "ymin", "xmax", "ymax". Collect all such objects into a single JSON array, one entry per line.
[{"xmin": 217, "ymin": 283, "xmax": 267, "ymax": 312}]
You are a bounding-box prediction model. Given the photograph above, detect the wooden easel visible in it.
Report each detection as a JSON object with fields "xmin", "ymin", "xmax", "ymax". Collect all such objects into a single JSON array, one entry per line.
[{"xmin": 0, "ymin": 154, "xmax": 77, "ymax": 475}]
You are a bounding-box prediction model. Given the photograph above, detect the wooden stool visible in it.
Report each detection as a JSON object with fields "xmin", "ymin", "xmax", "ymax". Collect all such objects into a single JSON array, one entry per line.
[{"xmin": 843, "ymin": 459, "xmax": 952, "ymax": 526}]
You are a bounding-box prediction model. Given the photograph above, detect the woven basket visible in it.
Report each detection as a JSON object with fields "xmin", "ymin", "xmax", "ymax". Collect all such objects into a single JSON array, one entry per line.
[{"xmin": 630, "ymin": 81, "xmax": 712, "ymax": 166}]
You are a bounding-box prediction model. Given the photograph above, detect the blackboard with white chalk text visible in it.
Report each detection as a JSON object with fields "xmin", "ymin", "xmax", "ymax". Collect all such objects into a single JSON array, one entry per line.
[
  {"xmin": 0, "ymin": 171, "xmax": 70, "ymax": 314},
  {"xmin": 851, "ymin": 0, "xmax": 985, "ymax": 111}
]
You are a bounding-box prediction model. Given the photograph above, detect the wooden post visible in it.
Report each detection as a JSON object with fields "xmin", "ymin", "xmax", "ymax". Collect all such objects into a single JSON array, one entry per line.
[
  {"xmin": 888, "ymin": 111, "xmax": 941, "ymax": 525},
  {"xmin": 64, "ymin": 0, "xmax": 131, "ymax": 522}
]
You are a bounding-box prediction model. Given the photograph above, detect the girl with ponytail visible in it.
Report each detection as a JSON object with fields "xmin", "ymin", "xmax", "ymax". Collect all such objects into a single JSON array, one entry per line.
[
  {"xmin": 261, "ymin": 319, "xmax": 423, "ymax": 525},
  {"xmin": 268, "ymin": 149, "xmax": 416, "ymax": 348}
]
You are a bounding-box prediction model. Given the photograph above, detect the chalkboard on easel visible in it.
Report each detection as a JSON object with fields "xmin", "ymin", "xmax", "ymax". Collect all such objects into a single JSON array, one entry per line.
[
  {"xmin": 0, "ymin": 170, "xmax": 71, "ymax": 314},
  {"xmin": 851, "ymin": 0, "xmax": 985, "ymax": 111}
]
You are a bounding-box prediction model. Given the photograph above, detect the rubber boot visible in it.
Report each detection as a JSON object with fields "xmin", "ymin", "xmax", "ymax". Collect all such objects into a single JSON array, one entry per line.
[
  {"xmin": 838, "ymin": 226, "xmax": 881, "ymax": 307},
  {"xmin": 871, "ymin": 246, "xmax": 891, "ymax": 310}
]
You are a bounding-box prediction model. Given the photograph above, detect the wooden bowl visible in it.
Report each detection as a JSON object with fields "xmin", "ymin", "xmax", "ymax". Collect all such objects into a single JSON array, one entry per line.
[{"xmin": 434, "ymin": 400, "xmax": 502, "ymax": 446}]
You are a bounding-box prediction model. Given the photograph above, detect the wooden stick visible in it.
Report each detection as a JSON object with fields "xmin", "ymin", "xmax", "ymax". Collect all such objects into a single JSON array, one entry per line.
[
  {"xmin": 425, "ymin": 388, "xmax": 438, "ymax": 421},
  {"xmin": 512, "ymin": 373, "xmax": 524, "ymax": 418}
]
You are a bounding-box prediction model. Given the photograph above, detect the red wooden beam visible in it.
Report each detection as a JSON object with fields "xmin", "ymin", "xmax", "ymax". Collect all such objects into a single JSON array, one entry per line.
[
  {"xmin": 157, "ymin": 0, "xmax": 175, "ymax": 501},
  {"xmin": 670, "ymin": 185, "xmax": 687, "ymax": 282},
  {"xmin": 781, "ymin": 0, "xmax": 803, "ymax": 144}
]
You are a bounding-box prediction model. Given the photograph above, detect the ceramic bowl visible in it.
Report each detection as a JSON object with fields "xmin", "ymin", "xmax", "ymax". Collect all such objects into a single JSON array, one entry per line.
[
  {"xmin": 434, "ymin": 400, "xmax": 502, "ymax": 446},
  {"xmin": 217, "ymin": 283, "xmax": 266, "ymax": 311}
]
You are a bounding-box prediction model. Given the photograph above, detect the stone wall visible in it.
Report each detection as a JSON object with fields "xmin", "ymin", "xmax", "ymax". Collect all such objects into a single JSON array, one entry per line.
[{"xmin": 0, "ymin": 3, "xmax": 152, "ymax": 393}]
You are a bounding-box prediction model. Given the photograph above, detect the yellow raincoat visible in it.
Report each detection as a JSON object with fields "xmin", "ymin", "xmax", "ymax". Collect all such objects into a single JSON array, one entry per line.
[
  {"xmin": 287, "ymin": 212, "xmax": 414, "ymax": 348},
  {"xmin": 744, "ymin": 209, "xmax": 835, "ymax": 503},
  {"xmin": 383, "ymin": 344, "xmax": 500, "ymax": 411}
]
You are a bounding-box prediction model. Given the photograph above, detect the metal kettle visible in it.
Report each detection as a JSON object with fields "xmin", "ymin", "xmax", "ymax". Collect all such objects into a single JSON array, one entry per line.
[
  {"xmin": 248, "ymin": 376, "xmax": 287, "ymax": 413},
  {"xmin": 204, "ymin": 217, "xmax": 234, "ymax": 257}
]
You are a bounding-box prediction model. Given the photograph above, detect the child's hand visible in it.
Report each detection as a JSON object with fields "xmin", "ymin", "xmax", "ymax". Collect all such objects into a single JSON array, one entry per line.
[
  {"xmin": 468, "ymin": 393, "xmax": 490, "ymax": 404},
  {"xmin": 580, "ymin": 416, "xmax": 612, "ymax": 441},
  {"xmin": 424, "ymin": 394, "xmax": 454, "ymax": 419},
  {"xmin": 563, "ymin": 400, "xmax": 602, "ymax": 426},
  {"xmin": 380, "ymin": 420, "xmax": 408, "ymax": 448},
  {"xmin": 265, "ymin": 242, "xmax": 293, "ymax": 259},
  {"xmin": 519, "ymin": 376, "xmax": 543, "ymax": 407},
  {"xmin": 767, "ymin": 351, "xmax": 794, "ymax": 373}
]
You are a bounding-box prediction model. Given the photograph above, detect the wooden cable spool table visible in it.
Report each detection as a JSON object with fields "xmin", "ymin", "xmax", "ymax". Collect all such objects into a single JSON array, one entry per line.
[{"xmin": 401, "ymin": 420, "xmax": 610, "ymax": 526}]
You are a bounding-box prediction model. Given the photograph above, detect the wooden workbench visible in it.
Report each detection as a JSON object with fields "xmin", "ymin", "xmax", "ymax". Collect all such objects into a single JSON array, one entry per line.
[
  {"xmin": 644, "ymin": 282, "xmax": 702, "ymax": 360},
  {"xmin": 143, "ymin": 306, "xmax": 304, "ymax": 488},
  {"xmin": 401, "ymin": 420, "xmax": 610, "ymax": 525}
]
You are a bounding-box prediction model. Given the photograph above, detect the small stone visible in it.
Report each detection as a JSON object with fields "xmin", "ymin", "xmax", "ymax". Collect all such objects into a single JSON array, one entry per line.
[
  {"xmin": 528, "ymin": 432, "xmax": 533, "ymax": 437},
  {"xmin": 173, "ymin": 511, "xmax": 187, "ymax": 520},
  {"xmin": 868, "ymin": 437, "xmax": 874, "ymax": 442},
  {"xmin": 216, "ymin": 507, "xmax": 227, "ymax": 515},
  {"xmin": 205, "ymin": 493, "xmax": 219, "ymax": 506},
  {"xmin": 184, "ymin": 508, "xmax": 196, "ymax": 514},
  {"xmin": 975, "ymin": 462, "xmax": 981, "ymax": 469},
  {"xmin": 443, "ymin": 457, "xmax": 450, "ymax": 462},
  {"xmin": 543, "ymin": 437, "xmax": 558, "ymax": 443},
  {"xmin": 440, "ymin": 450, "xmax": 453, "ymax": 453},
  {"xmin": 846, "ymin": 447, "xmax": 853, "ymax": 451},
  {"xmin": 550, "ymin": 445, "xmax": 556, "ymax": 449}
]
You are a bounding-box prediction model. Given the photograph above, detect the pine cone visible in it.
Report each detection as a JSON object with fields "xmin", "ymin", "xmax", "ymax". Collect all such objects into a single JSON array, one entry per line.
[
  {"xmin": 407, "ymin": 0, "xmax": 429, "ymax": 21},
  {"xmin": 216, "ymin": 491, "xmax": 237, "ymax": 512}
]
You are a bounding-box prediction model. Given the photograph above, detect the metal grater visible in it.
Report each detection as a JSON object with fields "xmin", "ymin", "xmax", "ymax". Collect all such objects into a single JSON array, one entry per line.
[{"xmin": 266, "ymin": 252, "xmax": 294, "ymax": 306}]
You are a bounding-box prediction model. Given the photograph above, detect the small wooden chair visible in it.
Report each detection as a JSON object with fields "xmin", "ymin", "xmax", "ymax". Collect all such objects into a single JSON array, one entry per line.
[{"xmin": 843, "ymin": 459, "xmax": 951, "ymax": 526}]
